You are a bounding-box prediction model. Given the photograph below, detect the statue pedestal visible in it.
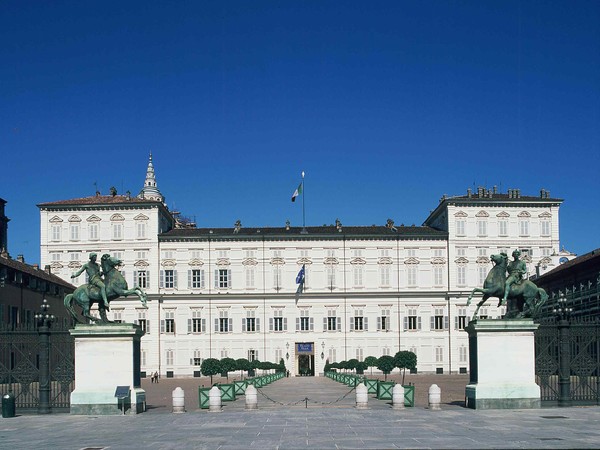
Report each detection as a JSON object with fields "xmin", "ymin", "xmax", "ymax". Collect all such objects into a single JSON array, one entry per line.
[
  {"xmin": 70, "ymin": 323, "xmax": 146, "ymax": 415},
  {"xmin": 465, "ymin": 319, "xmax": 540, "ymax": 409}
]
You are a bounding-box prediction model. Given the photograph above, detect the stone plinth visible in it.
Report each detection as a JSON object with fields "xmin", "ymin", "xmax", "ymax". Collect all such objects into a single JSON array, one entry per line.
[
  {"xmin": 70, "ymin": 323, "xmax": 146, "ymax": 415},
  {"xmin": 465, "ymin": 319, "xmax": 540, "ymax": 409}
]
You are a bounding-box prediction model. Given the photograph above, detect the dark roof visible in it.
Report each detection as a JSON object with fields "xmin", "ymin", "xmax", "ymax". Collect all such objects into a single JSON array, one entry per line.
[
  {"xmin": 161, "ymin": 225, "xmax": 447, "ymax": 240},
  {"xmin": 536, "ymin": 248, "xmax": 600, "ymax": 281},
  {"xmin": 38, "ymin": 195, "xmax": 163, "ymax": 207},
  {"xmin": 0, "ymin": 254, "xmax": 75, "ymax": 289}
]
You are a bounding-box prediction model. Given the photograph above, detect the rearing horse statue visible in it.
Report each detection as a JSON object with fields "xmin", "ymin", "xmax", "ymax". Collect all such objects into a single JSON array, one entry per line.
[
  {"xmin": 64, "ymin": 254, "xmax": 147, "ymax": 323},
  {"xmin": 466, "ymin": 253, "xmax": 547, "ymax": 320}
]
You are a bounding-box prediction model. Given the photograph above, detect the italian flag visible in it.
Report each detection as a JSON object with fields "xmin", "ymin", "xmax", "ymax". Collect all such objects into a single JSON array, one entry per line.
[{"xmin": 291, "ymin": 182, "xmax": 303, "ymax": 202}]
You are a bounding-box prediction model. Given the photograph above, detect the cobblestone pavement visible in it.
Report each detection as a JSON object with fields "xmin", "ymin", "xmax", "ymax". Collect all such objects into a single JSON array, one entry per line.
[{"xmin": 1, "ymin": 376, "xmax": 599, "ymax": 449}]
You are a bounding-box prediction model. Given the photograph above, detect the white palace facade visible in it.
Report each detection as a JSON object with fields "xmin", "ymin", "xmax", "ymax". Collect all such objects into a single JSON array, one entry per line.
[{"xmin": 38, "ymin": 157, "xmax": 569, "ymax": 377}]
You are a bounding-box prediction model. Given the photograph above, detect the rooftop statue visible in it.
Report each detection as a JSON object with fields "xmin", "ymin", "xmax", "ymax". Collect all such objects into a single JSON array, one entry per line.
[
  {"xmin": 65, "ymin": 253, "xmax": 147, "ymax": 323},
  {"xmin": 466, "ymin": 251, "xmax": 547, "ymax": 320}
]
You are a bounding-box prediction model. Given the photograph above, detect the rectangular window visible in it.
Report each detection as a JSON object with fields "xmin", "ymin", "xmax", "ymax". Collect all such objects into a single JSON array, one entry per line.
[
  {"xmin": 136, "ymin": 250, "xmax": 147, "ymax": 260},
  {"xmin": 162, "ymin": 270, "xmax": 176, "ymax": 289},
  {"xmin": 519, "ymin": 220, "xmax": 529, "ymax": 236},
  {"xmin": 455, "ymin": 220, "xmax": 465, "ymax": 236},
  {"xmin": 541, "ymin": 247, "xmax": 552, "ymax": 256},
  {"xmin": 166, "ymin": 350, "xmax": 174, "ymax": 366},
  {"xmin": 243, "ymin": 310, "xmax": 259, "ymax": 333},
  {"xmin": 193, "ymin": 350, "xmax": 202, "ymax": 366},
  {"xmin": 137, "ymin": 314, "xmax": 149, "ymax": 333},
  {"xmin": 70, "ymin": 224, "xmax": 80, "ymax": 241},
  {"xmin": 216, "ymin": 310, "xmax": 232, "ymax": 333},
  {"xmin": 271, "ymin": 309, "xmax": 286, "ymax": 332},
  {"xmin": 459, "ymin": 346, "xmax": 468, "ymax": 363},
  {"xmin": 378, "ymin": 309, "xmax": 391, "ymax": 331},
  {"xmin": 51, "ymin": 252, "xmax": 61, "ymax": 261},
  {"xmin": 164, "ymin": 311, "xmax": 175, "ymax": 334},
  {"xmin": 477, "ymin": 220, "xmax": 487, "ymax": 236},
  {"xmin": 112, "ymin": 223, "xmax": 123, "ymax": 240},
  {"xmin": 162, "ymin": 250, "xmax": 174, "ymax": 260},
  {"xmin": 433, "ymin": 266, "xmax": 443, "ymax": 286},
  {"xmin": 273, "ymin": 265, "xmax": 282, "ymax": 290},
  {"xmin": 248, "ymin": 349, "xmax": 258, "ymax": 362},
  {"xmin": 112, "ymin": 310, "xmax": 123, "ymax": 323},
  {"xmin": 351, "ymin": 309, "xmax": 366, "ymax": 331},
  {"xmin": 456, "ymin": 247, "xmax": 466, "ymax": 257},
  {"xmin": 498, "ymin": 220, "xmax": 508, "ymax": 236},
  {"xmin": 189, "ymin": 310, "xmax": 204, "ymax": 334},
  {"xmin": 88, "ymin": 223, "xmax": 98, "ymax": 240},
  {"xmin": 135, "ymin": 270, "xmax": 148, "ymax": 289},
  {"xmin": 380, "ymin": 265, "xmax": 390, "ymax": 286},
  {"xmin": 406, "ymin": 248, "xmax": 416, "ymax": 257},
  {"xmin": 456, "ymin": 308, "xmax": 468, "ymax": 330},
  {"xmin": 478, "ymin": 266, "xmax": 488, "ymax": 285},
  {"xmin": 328, "ymin": 347, "xmax": 337, "ymax": 363},
  {"xmin": 326, "ymin": 266, "xmax": 336, "ymax": 290},
  {"xmin": 188, "ymin": 269, "xmax": 205, "ymax": 289},
  {"xmin": 136, "ymin": 222, "xmax": 146, "ymax": 239},
  {"xmin": 356, "ymin": 347, "xmax": 364, "ymax": 362},
  {"xmin": 325, "ymin": 309, "xmax": 340, "ymax": 332},
  {"xmin": 246, "ymin": 267, "xmax": 255, "ymax": 288},
  {"xmin": 541, "ymin": 220, "xmax": 551, "ymax": 236},
  {"xmin": 435, "ymin": 347, "xmax": 444, "ymax": 363},
  {"xmin": 406, "ymin": 266, "xmax": 417, "ymax": 286},
  {"xmin": 191, "ymin": 250, "xmax": 202, "ymax": 259},
  {"xmin": 405, "ymin": 308, "xmax": 420, "ymax": 330},
  {"xmin": 215, "ymin": 269, "xmax": 231, "ymax": 289},
  {"xmin": 457, "ymin": 266, "xmax": 466, "ymax": 286},
  {"xmin": 432, "ymin": 307, "xmax": 446, "ymax": 330},
  {"xmin": 297, "ymin": 309, "xmax": 313, "ymax": 332},
  {"xmin": 433, "ymin": 248, "xmax": 444, "ymax": 257},
  {"xmin": 353, "ymin": 266, "xmax": 363, "ymax": 287},
  {"xmin": 478, "ymin": 308, "xmax": 488, "ymax": 320},
  {"xmin": 51, "ymin": 224, "xmax": 61, "ymax": 241}
]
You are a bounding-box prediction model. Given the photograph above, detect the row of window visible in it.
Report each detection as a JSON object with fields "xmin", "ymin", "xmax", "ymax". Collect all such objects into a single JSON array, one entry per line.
[
  {"xmin": 50, "ymin": 221, "xmax": 148, "ymax": 241},
  {"xmin": 455, "ymin": 219, "xmax": 551, "ymax": 237}
]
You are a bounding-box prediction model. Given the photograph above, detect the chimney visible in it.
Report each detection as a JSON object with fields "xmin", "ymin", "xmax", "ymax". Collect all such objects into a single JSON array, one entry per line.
[
  {"xmin": 493, "ymin": 185, "xmax": 498, "ymax": 195},
  {"xmin": 467, "ymin": 188, "xmax": 472, "ymax": 198},
  {"xmin": 44, "ymin": 265, "xmax": 51, "ymax": 274},
  {"xmin": 33, "ymin": 264, "xmax": 39, "ymax": 270},
  {"xmin": 17, "ymin": 254, "xmax": 24, "ymax": 263}
]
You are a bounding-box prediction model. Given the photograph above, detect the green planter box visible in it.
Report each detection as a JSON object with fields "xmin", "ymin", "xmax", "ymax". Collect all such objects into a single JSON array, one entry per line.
[
  {"xmin": 198, "ymin": 387, "xmax": 211, "ymax": 409},
  {"xmin": 364, "ymin": 378, "xmax": 378, "ymax": 394},
  {"xmin": 376, "ymin": 381, "xmax": 394, "ymax": 400},
  {"xmin": 234, "ymin": 380, "xmax": 248, "ymax": 396},
  {"xmin": 254, "ymin": 377, "xmax": 263, "ymax": 388},
  {"xmin": 402, "ymin": 385, "xmax": 415, "ymax": 407},
  {"xmin": 220, "ymin": 383, "xmax": 235, "ymax": 401},
  {"xmin": 347, "ymin": 376, "xmax": 358, "ymax": 387}
]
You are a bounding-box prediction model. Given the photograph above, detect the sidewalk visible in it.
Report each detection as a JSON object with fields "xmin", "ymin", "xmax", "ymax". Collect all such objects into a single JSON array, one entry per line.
[{"xmin": 1, "ymin": 376, "xmax": 599, "ymax": 449}]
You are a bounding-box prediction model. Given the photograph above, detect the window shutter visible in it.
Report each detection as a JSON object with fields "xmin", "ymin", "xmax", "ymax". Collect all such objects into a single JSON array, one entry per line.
[
  {"xmin": 349, "ymin": 317, "xmax": 354, "ymax": 331},
  {"xmin": 296, "ymin": 318, "xmax": 300, "ymax": 331},
  {"xmin": 173, "ymin": 271, "xmax": 178, "ymax": 289},
  {"xmin": 200, "ymin": 270, "xmax": 205, "ymax": 288},
  {"xmin": 323, "ymin": 317, "xmax": 327, "ymax": 331},
  {"xmin": 188, "ymin": 319, "xmax": 192, "ymax": 333},
  {"xmin": 466, "ymin": 316, "xmax": 470, "ymax": 326},
  {"xmin": 160, "ymin": 270, "xmax": 164, "ymax": 288},
  {"xmin": 188, "ymin": 270, "xmax": 192, "ymax": 289},
  {"xmin": 269, "ymin": 318, "xmax": 273, "ymax": 331},
  {"xmin": 202, "ymin": 319, "xmax": 206, "ymax": 333},
  {"xmin": 228, "ymin": 318, "xmax": 233, "ymax": 332},
  {"xmin": 283, "ymin": 318, "xmax": 287, "ymax": 331},
  {"xmin": 160, "ymin": 319, "xmax": 165, "ymax": 333},
  {"xmin": 364, "ymin": 317, "xmax": 368, "ymax": 331},
  {"xmin": 417, "ymin": 317, "xmax": 422, "ymax": 330},
  {"xmin": 190, "ymin": 358, "xmax": 193, "ymax": 365},
  {"xmin": 214, "ymin": 270, "xmax": 219, "ymax": 288},
  {"xmin": 242, "ymin": 318, "xmax": 246, "ymax": 332},
  {"xmin": 147, "ymin": 320, "xmax": 150, "ymax": 333},
  {"xmin": 256, "ymin": 318, "xmax": 260, "ymax": 332},
  {"xmin": 430, "ymin": 316, "xmax": 435, "ymax": 330},
  {"xmin": 147, "ymin": 271, "xmax": 150, "ymax": 288},
  {"xmin": 227, "ymin": 269, "xmax": 232, "ymax": 288},
  {"xmin": 214, "ymin": 318, "xmax": 219, "ymax": 332},
  {"xmin": 133, "ymin": 319, "xmax": 138, "ymax": 325},
  {"xmin": 309, "ymin": 317, "xmax": 314, "ymax": 331},
  {"xmin": 444, "ymin": 316, "xmax": 449, "ymax": 330},
  {"xmin": 377, "ymin": 317, "xmax": 382, "ymax": 331},
  {"xmin": 454, "ymin": 316, "xmax": 459, "ymax": 330},
  {"xmin": 133, "ymin": 271, "xmax": 138, "ymax": 287},
  {"xmin": 337, "ymin": 317, "xmax": 341, "ymax": 332}
]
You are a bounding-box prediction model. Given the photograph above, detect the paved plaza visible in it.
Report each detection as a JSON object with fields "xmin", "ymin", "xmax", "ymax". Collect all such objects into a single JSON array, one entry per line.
[{"xmin": 2, "ymin": 376, "xmax": 600, "ymax": 449}]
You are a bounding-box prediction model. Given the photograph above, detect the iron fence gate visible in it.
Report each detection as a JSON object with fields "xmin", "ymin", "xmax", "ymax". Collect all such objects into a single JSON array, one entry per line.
[
  {"xmin": 0, "ymin": 323, "xmax": 74, "ymax": 410},
  {"xmin": 535, "ymin": 317, "xmax": 600, "ymax": 406}
]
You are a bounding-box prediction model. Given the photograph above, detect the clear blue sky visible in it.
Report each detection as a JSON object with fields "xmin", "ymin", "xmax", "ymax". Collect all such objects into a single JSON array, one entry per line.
[{"xmin": 1, "ymin": 1, "xmax": 599, "ymax": 264}]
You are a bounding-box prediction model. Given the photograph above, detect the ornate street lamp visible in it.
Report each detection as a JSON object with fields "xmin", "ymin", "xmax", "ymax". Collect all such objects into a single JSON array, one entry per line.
[
  {"xmin": 34, "ymin": 299, "xmax": 55, "ymax": 414},
  {"xmin": 321, "ymin": 341, "xmax": 325, "ymax": 360},
  {"xmin": 286, "ymin": 342, "xmax": 289, "ymax": 360},
  {"xmin": 553, "ymin": 293, "xmax": 572, "ymax": 407}
]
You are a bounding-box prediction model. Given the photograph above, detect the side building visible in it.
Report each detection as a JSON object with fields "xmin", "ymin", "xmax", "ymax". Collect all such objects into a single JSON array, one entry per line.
[{"xmin": 38, "ymin": 159, "xmax": 568, "ymax": 377}]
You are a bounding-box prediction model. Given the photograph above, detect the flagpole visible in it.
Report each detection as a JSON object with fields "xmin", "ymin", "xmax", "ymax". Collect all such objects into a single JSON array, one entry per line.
[{"xmin": 301, "ymin": 171, "xmax": 307, "ymax": 234}]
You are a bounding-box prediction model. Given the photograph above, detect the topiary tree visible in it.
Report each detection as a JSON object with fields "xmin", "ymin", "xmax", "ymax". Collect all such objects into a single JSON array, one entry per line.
[
  {"xmin": 377, "ymin": 355, "xmax": 395, "ymax": 381},
  {"xmin": 236, "ymin": 358, "xmax": 251, "ymax": 379},
  {"xmin": 364, "ymin": 356, "xmax": 378, "ymax": 375},
  {"xmin": 278, "ymin": 358, "xmax": 286, "ymax": 373},
  {"xmin": 356, "ymin": 361, "xmax": 368, "ymax": 375},
  {"xmin": 220, "ymin": 357, "xmax": 237, "ymax": 380},
  {"xmin": 200, "ymin": 358, "xmax": 221, "ymax": 384},
  {"xmin": 347, "ymin": 359, "xmax": 359, "ymax": 373},
  {"xmin": 394, "ymin": 351, "xmax": 418, "ymax": 385},
  {"xmin": 250, "ymin": 359, "xmax": 261, "ymax": 376}
]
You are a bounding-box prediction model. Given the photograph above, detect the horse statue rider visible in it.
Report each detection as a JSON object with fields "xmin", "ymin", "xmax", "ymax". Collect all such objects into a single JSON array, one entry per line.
[
  {"xmin": 65, "ymin": 253, "xmax": 147, "ymax": 324},
  {"xmin": 501, "ymin": 249, "xmax": 527, "ymax": 306}
]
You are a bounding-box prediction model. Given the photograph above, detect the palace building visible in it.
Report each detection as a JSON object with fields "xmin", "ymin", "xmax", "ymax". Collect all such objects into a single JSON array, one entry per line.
[{"xmin": 38, "ymin": 156, "xmax": 571, "ymax": 377}]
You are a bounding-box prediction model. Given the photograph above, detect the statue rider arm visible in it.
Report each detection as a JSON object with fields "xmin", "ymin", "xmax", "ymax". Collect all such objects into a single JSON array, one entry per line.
[{"xmin": 71, "ymin": 264, "xmax": 86, "ymax": 278}]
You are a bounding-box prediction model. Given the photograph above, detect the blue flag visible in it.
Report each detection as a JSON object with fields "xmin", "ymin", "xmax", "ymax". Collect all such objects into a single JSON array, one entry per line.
[{"xmin": 296, "ymin": 264, "xmax": 305, "ymax": 285}]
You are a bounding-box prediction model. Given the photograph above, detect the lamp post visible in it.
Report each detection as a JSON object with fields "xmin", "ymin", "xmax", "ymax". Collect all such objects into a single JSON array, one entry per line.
[
  {"xmin": 321, "ymin": 341, "xmax": 325, "ymax": 360},
  {"xmin": 553, "ymin": 294, "xmax": 572, "ymax": 407},
  {"xmin": 35, "ymin": 299, "xmax": 55, "ymax": 414}
]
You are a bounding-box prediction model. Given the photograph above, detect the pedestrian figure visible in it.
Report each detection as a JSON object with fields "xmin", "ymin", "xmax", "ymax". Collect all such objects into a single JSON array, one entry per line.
[{"xmin": 154, "ymin": 371, "xmax": 159, "ymax": 383}]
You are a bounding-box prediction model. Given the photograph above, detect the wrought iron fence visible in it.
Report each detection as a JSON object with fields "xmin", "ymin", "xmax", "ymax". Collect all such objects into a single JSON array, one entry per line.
[{"xmin": 0, "ymin": 322, "xmax": 74, "ymax": 410}]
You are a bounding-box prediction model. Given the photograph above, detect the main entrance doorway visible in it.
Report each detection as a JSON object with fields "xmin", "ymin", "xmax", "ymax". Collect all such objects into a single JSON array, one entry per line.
[{"xmin": 296, "ymin": 342, "xmax": 315, "ymax": 376}]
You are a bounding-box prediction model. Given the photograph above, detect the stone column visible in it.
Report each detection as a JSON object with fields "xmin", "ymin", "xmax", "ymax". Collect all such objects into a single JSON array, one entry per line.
[
  {"xmin": 208, "ymin": 386, "xmax": 222, "ymax": 412},
  {"xmin": 245, "ymin": 384, "xmax": 258, "ymax": 410},
  {"xmin": 355, "ymin": 383, "xmax": 369, "ymax": 409},
  {"xmin": 428, "ymin": 384, "xmax": 441, "ymax": 410},
  {"xmin": 172, "ymin": 387, "xmax": 185, "ymax": 413},
  {"xmin": 392, "ymin": 384, "xmax": 405, "ymax": 410}
]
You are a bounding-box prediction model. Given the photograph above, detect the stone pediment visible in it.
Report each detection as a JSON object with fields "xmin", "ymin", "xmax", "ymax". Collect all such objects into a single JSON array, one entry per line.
[
  {"xmin": 539, "ymin": 257, "xmax": 552, "ymax": 265},
  {"xmin": 522, "ymin": 255, "xmax": 532, "ymax": 263},
  {"xmin": 455, "ymin": 257, "xmax": 469, "ymax": 265},
  {"xmin": 350, "ymin": 258, "xmax": 366, "ymax": 265},
  {"xmin": 496, "ymin": 211, "xmax": 510, "ymax": 218},
  {"xmin": 68, "ymin": 215, "xmax": 81, "ymax": 222},
  {"xmin": 134, "ymin": 213, "xmax": 149, "ymax": 221},
  {"xmin": 324, "ymin": 257, "xmax": 339, "ymax": 265},
  {"xmin": 188, "ymin": 258, "xmax": 204, "ymax": 267},
  {"xmin": 518, "ymin": 211, "xmax": 531, "ymax": 218},
  {"xmin": 475, "ymin": 210, "xmax": 489, "ymax": 218},
  {"xmin": 86, "ymin": 214, "xmax": 102, "ymax": 222},
  {"xmin": 242, "ymin": 258, "xmax": 258, "ymax": 266},
  {"xmin": 431, "ymin": 257, "xmax": 446, "ymax": 265},
  {"xmin": 404, "ymin": 257, "xmax": 420, "ymax": 265},
  {"xmin": 476, "ymin": 256, "xmax": 490, "ymax": 264},
  {"xmin": 378, "ymin": 257, "xmax": 393, "ymax": 265},
  {"xmin": 297, "ymin": 258, "xmax": 312, "ymax": 265},
  {"xmin": 538, "ymin": 212, "xmax": 552, "ymax": 218},
  {"xmin": 68, "ymin": 261, "xmax": 82, "ymax": 269},
  {"xmin": 49, "ymin": 215, "xmax": 63, "ymax": 223},
  {"xmin": 454, "ymin": 211, "xmax": 468, "ymax": 217},
  {"xmin": 161, "ymin": 259, "xmax": 176, "ymax": 267},
  {"xmin": 110, "ymin": 213, "xmax": 125, "ymax": 221},
  {"xmin": 50, "ymin": 262, "xmax": 63, "ymax": 269},
  {"xmin": 270, "ymin": 257, "xmax": 285, "ymax": 265},
  {"xmin": 216, "ymin": 258, "xmax": 230, "ymax": 266},
  {"xmin": 134, "ymin": 260, "xmax": 150, "ymax": 268}
]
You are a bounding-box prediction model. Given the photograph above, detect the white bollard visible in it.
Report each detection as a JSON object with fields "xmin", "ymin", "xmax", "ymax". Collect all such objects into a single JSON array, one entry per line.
[
  {"xmin": 392, "ymin": 384, "xmax": 405, "ymax": 410},
  {"xmin": 355, "ymin": 383, "xmax": 369, "ymax": 409},
  {"xmin": 172, "ymin": 387, "xmax": 185, "ymax": 413},
  {"xmin": 245, "ymin": 384, "xmax": 258, "ymax": 410},
  {"xmin": 208, "ymin": 386, "xmax": 222, "ymax": 412},
  {"xmin": 428, "ymin": 384, "xmax": 441, "ymax": 411}
]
